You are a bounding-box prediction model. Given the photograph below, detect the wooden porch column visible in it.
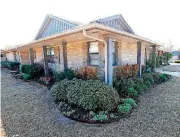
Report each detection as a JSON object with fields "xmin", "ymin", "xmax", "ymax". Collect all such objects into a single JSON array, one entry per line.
[
  {"xmin": 106, "ymin": 37, "xmax": 113, "ymax": 85},
  {"xmin": 152, "ymin": 45, "xmax": 156, "ymax": 71},
  {"xmin": 42, "ymin": 46, "xmax": 49, "ymax": 76},
  {"xmin": 29, "ymin": 48, "xmax": 34, "ymax": 64},
  {"xmin": 62, "ymin": 40, "xmax": 68, "ymax": 70},
  {"xmin": 137, "ymin": 41, "xmax": 142, "ymax": 77}
]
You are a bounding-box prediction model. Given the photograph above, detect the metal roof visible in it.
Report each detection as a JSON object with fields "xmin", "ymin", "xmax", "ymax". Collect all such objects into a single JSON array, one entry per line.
[
  {"xmin": 35, "ymin": 14, "xmax": 80, "ymax": 40},
  {"xmin": 91, "ymin": 14, "xmax": 134, "ymax": 34}
]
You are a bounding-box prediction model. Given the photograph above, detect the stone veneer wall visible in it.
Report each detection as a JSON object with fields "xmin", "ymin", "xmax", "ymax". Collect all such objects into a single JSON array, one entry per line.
[
  {"xmin": 67, "ymin": 42, "xmax": 88, "ymax": 69},
  {"xmin": 29, "ymin": 41, "xmax": 148, "ymax": 78}
]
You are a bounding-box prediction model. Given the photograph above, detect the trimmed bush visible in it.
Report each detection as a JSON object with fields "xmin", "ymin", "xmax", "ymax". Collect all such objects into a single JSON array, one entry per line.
[
  {"xmin": 159, "ymin": 74, "xmax": 168, "ymax": 82},
  {"xmin": 122, "ymin": 98, "xmax": 136, "ymax": 107},
  {"xmin": 142, "ymin": 73, "xmax": 154, "ymax": 84},
  {"xmin": 145, "ymin": 80, "xmax": 151, "ymax": 88},
  {"xmin": 64, "ymin": 68, "xmax": 75, "ymax": 80},
  {"xmin": 152, "ymin": 72, "xmax": 160, "ymax": 84},
  {"xmin": 133, "ymin": 78, "xmax": 144, "ymax": 93},
  {"xmin": 114, "ymin": 78, "xmax": 135, "ymax": 97},
  {"xmin": 53, "ymin": 71, "xmax": 66, "ymax": 82},
  {"xmin": 114, "ymin": 64, "xmax": 139, "ymax": 79},
  {"xmin": 142, "ymin": 84, "xmax": 148, "ymax": 90},
  {"xmin": 127, "ymin": 87, "xmax": 138, "ymax": 97},
  {"xmin": 33, "ymin": 63, "xmax": 44, "ymax": 77},
  {"xmin": 117, "ymin": 103, "xmax": 132, "ymax": 113},
  {"xmin": 67, "ymin": 79, "xmax": 119, "ymax": 111},
  {"xmin": 53, "ymin": 68, "xmax": 75, "ymax": 82},
  {"xmin": 51, "ymin": 79, "xmax": 77, "ymax": 102},
  {"xmin": 20, "ymin": 64, "xmax": 35, "ymax": 76},
  {"xmin": 1, "ymin": 61, "xmax": 20, "ymax": 70},
  {"xmin": 75, "ymin": 66, "xmax": 98, "ymax": 80},
  {"xmin": 92, "ymin": 111, "xmax": 108, "ymax": 121},
  {"xmin": 134, "ymin": 84, "xmax": 143, "ymax": 93}
]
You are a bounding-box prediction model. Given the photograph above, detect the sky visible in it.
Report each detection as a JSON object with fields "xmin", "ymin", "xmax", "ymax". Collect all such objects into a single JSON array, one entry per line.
[{"xmin": 0, "ymin": 0, "xmax": 179, "ymax": 50}]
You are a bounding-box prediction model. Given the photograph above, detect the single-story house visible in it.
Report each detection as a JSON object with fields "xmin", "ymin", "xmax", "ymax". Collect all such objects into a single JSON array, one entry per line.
[{"xmin": 3, "ymin": 14, "xmax": 163, "ymax": 85}]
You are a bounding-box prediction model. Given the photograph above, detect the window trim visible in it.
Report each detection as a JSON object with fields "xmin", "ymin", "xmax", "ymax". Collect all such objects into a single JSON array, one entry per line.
[
  {"xmin": 88, "ymin": 41, "xmax": 99, "ymax": 66},
  {"xmin": 47, "ymin": 47, "xmax": 55, "ymax": 56},
  {"xmin": 87, "ymin": 41, "xmax": 118, "ymax": 66}
]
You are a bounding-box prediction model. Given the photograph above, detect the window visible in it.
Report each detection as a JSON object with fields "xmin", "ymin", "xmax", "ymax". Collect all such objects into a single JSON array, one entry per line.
[
  {"xmin": 88, "ymin": 42, "xmax": 99, "ymax": 66},
  {"xmin": 47, "ymin": 47, "xmax": 54, "ymax": 56},
  {"xmin": 88, "ymin": 41, "xmax": 117, "ymax": 66}
]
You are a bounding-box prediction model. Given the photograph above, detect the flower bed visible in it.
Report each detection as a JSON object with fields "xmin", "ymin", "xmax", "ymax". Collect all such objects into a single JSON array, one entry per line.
[{"xmin": 51, "ymin": 72, "xmax": 171, "ymax": 123}]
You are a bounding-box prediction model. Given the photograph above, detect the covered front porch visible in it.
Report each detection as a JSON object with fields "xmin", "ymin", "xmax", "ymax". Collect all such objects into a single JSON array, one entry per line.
[{"xmin": 17, "ymin": 24, "xmax": 159, "ymax": 85}]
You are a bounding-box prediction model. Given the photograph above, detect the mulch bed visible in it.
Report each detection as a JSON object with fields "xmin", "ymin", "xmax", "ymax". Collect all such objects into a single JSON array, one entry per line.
[{"xmin": 58, "ymin": 101, "xmax": 132, "ymax": 124}]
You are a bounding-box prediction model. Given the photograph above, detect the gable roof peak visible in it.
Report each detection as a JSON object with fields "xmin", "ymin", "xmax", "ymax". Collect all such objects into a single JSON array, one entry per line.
[
  {"xmin": 35, "ymin": 14, "xmax": 81, "ymax": 40},
  {"xmin": 91, "ymin": 14, "xmax": 134, "ymax": 34},
  {"xmin": 47, "ymin": 14, "xmax": 82, "ymax": 25}
]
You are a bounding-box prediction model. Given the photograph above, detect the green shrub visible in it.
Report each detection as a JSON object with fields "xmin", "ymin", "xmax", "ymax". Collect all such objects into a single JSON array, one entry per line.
[
  {"xmin": 159, "ymin": 74, "xmax": 168, "ymax": 82},
  {"xmin": 64, "ymin": 68, "xmax": 75, "ymax": 80},
  {"xmin": 163, "ymin": 74, "xmax": 171, "ymax": 79},
  {"xmin": 75, "ymin": 66, "xmax": 98, "ymax": 80},
  {"xmin": 20, "ymin": 64, "xmax": 35, "ymax": 75},
  {"xmin": 67, "ymin": 79, "xmax": 119, "ymax": 111},
  {"xmin": 53, "ymin": 71, "xmax": 66, "ymax": 82},
  {"xmin": 118, "ymin": 103, "xmax": 132, "ymax": 113},
  {"xmin": 145, "ymin": 80, "xmax": 151, "ymax": 88},
  {"xmin": 33, "ymin": 63, "xmax": 44, "ymax": 77},
  {"xmin": 53, "ymin": 68, "xmax": 75, "ymax": 82},
  {"xmin": 142, "ymin": 73, "xmax": 154, "ymax": 84},
  {"xmin": 1, "ymin": 61, "xmax": 20, "ymax": 70},
  {"xmin": 127, "ymin": 87, "xmax": 138, "ymax": 97},
  {"xmin": 23, "ymin": 73, "xmax": 31, "ymax": 80},
  {"xmin": 142, "ymin": 84, "xmax": 148, "ymax": 91},
  {"xmin": 152, "ymin": 72, "xmax": 160, "ymax": 84},
  {"xmin": 122, "ymin": 98, "xmax": 136, "ymax": 107},
  {"xmin": 114, "ymin": 64, "xmax": 139, "ymax": 79},
  {"xmin": 134, "ymin": 83, "xmax": 143, "ymax": 93},
  {"xmin": 114, "ymin": 78, "xmax": 135, "ymax": 97},
  {"xmin": 92, "ymin": 111, "xmax": 108, "ymax": 121},
  {"xmin": 132, "ymin": 77, "xmax": 144, "ymax": 92},
  {"xmin": 133, "ymin": 77, "xmax": 144, "ymax": 85},
  {"xmin": 51, "ymin": 79, "xmax": 77, "ymax": 102}
]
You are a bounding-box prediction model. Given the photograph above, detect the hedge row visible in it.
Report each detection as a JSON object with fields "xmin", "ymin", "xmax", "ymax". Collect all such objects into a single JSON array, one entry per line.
[
  {"xmin": 1, "ymin": 61, "xmax": 20, "ymax": 70},
  {"xmin": 114, "ymin": 72, "xmax": 171, "ymax": 98}
]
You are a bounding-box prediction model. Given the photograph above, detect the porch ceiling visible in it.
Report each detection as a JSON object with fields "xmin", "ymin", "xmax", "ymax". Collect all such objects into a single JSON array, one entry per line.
[{"xmin": 16, "ymin": 23, "xmax": 160, "ymax": 50}]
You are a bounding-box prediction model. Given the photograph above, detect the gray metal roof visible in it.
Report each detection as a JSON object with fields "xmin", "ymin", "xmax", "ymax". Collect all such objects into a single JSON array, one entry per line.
[
  {"xmin": 35, "ymin": 14, "xmax": 80, "ymax": 40},
  {"xmin": 91, "ymin": 14, "xmax": 134, "ymax": 34}
]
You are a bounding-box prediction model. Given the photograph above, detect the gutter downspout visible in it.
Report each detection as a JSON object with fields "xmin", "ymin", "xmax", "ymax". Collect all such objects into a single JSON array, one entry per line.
[{"xmin": 82, "ymin": 30, "xmax": 108, "ymax": 84}]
